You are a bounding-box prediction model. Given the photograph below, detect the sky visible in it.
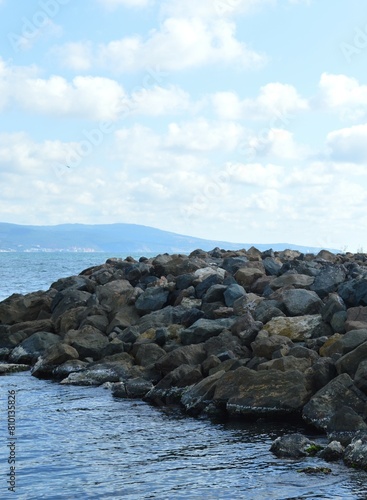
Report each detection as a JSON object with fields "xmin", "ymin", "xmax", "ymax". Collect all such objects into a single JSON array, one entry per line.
[{"xmin": 0, "ymin": 0, "xmax": 367, "ymax": 252}]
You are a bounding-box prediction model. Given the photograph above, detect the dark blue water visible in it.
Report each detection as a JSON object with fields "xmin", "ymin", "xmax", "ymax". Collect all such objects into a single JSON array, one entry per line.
[{"xmin": 1, "ymin": 253, "xmax": 367, "ymax": 499}]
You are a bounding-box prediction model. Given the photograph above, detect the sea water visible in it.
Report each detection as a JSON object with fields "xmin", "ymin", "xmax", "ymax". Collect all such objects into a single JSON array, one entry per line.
[{"xmin": 0, "ymin": 252, "xmax": 367, "ymax": 499}]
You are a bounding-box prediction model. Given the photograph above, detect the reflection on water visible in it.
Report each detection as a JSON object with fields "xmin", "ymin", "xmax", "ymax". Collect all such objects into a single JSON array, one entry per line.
[{"xmin": 0, "ymin": 372, "xmax": 367, "ymax": 499}]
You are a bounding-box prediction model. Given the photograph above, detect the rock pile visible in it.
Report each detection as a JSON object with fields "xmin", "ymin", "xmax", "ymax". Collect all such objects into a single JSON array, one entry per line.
[{"xmin": 1, "ymin": 247, "xmax": 367, "ymax": 470}]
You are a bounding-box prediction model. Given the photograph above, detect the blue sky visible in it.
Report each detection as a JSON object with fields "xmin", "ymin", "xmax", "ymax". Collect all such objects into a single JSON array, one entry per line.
[{"xmin": 0, "ymin": 0, "xmax": 367, "ymax": 251}]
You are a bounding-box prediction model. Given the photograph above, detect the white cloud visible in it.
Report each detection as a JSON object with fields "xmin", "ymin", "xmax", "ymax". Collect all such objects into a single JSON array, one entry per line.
[
  {"xmin": 326, "ymin": 124, "xmax": 367, "ymax": 163},
  {"xmin": 161, "ymin": 0, "xmax": 275, "ymax": 18},
  {"xmin": 318, "ymin": 73, "xmax": 367, "ymax": 121},
  {"xmin": 128, "ymin": 85, "xmax": 191, "ymax": 116},
  {"xmin": 165, "ymin": 118, "xmax": 244, "ymax": 151},
  {"xmin": 98, "ymin": 0, "xmax": 151, "ymax": 8},
  {"xmin": 212, "ymin": 83, "xmax": 308, "ymax": 120},
  {"xmin": 55, "ymin": 17, "xmax": 265, "ymax": 72}
]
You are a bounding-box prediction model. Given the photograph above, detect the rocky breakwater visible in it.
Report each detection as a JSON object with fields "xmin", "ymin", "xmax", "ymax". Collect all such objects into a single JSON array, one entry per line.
[{"xmin": 1, "ymin": 247, "xmax": 367, "ymax": 470}]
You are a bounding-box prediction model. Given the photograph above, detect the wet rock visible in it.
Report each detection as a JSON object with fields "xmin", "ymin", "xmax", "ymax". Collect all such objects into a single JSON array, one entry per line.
[
  {"xmin": 52, "ymin": 359, "xmax": 88, "ymax": 379},
  {"xmin": 327, "ymin": 406, "xmax": 367, "ymax": 446},
  {"xmin": 270, "ymin": 433, "xmax": 316, "ymax": 458},
  {"xmin": 112, "ymin": 378, "xmax": 154, "ymax": 398},
  {"xmin": 181, "ymin": 370, "xmax": 225, "ymax": 415},
  {"xmin": 60, "ymin": 367, "xmax": 120, "ymax": 386},
  {"xmin": 0, "ymin": 363, "xmax": 30, "ymax": 374},
  {"xmin": 31, "ymin": 343, "xmax": 79, "ymax": 378},
  {"xmin": 214, "ymin": 367, "xmax": 310, "ymax": 417},
  {"xmin": 318, "ymin": 441, "xmax": 345, "ymax": 462},
  {"xmin": 302, "ymin": 374, "xmax": 367, "ymax": 430},
  {"xmin": 343, "ymin": 431, "xmax": 367, "ymax": 470},
  {"xmin": 9, "ymin": 332, "xmax": 61, "ymax": 364}
]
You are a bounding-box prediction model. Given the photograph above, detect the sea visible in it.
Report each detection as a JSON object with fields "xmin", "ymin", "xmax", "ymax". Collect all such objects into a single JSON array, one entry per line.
[{"xmin": 1, "ymin": 252, "xmax": 367, "ymax": 499}]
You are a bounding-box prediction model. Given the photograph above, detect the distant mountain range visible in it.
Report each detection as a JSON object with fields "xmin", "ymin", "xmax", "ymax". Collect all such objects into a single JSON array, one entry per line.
[{"xmin": 0, "ymin": 222, "xmax": 338, "ymax": 254}]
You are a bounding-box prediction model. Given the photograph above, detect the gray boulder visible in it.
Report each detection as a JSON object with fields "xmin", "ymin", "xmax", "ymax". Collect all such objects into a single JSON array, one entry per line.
[
  {"xmin": 223, "ymin": 284, "xmax": 246, "ymax": 307},
  {"xmin": 134, "ymin": 343, "xmax": 166, "ymax": 367},
  {"xmin": 270, "ymin": 433, "xmax": 316, "ymax": 458},
  {"xmin": 214, "ymin": 367, "xmax": 310, "ymax": 417},
  {"xmin": 181, "ymin": 370, "xmax": 225, "ymax": 415},
  {"xmin": 31, "ymin": 343, "xmax": 79, "ymax": 378},
  {"xmin": 155, "ymin": 344, "xmax": 207, "ymax": 375},
  {"xmin": 281, "ymin": 289, "xmax": 323, "ymax": 316},
  {"xmin": 270, "ymin": 274, "xmax": 314, "ymax": 290},
  {"xmin": 335, "ymin": 340, "xmax": 367, "ymax": 378},
  {"xmin": 343, "ymin": 431, "xmax": 367, "ymax": 470},
  {"xmin": 64, "ymin": 326, "xmax": 109, "ymax": 361},
  {"xmin": 9, "ymin": 332, "xmax": 61, "ymax": 364},
  {"xmin": 251, "ymin": 334, "xmax": 294, "ymax": 359},
  {"xmin": 180, "ymin": 318, "xmax": 233, "ymax": 345},
  {"xmin": 311, "ymin": 264, "xmax": 347, "ymax": 298},
  {"xmin": 327, "ymin": 406, "xmax": 367, "ymax": 446},
  {"xmin": 135, "ymin": 287, "xmax": 169, "ymax": 315},
  {"xmin": 302, "ymin": 373, "xmax": 367, "ymax": 430}
]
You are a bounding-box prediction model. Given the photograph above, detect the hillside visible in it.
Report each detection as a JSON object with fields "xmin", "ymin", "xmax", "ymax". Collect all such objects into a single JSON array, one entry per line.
[{"xmin": 0, "ymin": 222, "xmax": 337, "ymax": 254}]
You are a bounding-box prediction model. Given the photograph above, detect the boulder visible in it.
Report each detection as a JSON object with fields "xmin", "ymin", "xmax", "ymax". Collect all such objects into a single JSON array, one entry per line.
[
  {"xmin": 270, "ymin": 274, "xmax": 314, "ymax": 290},
  {"xmin": 203, "ymin": 284, "xmax": 227, "ymax": 304},
  {"xmin": 112, "ymin": 378, "xmax": 154, "ymax": 398},
  {"xmin": 270, "ymin": 433, "xmax": 316, "ymax": 458},
  {"xmin": 51, "ymin": 289, "xmax": 92, "ymax": 321},
  {"xmin": 0, "ymin": 290, "xmax": 53, "ymax": 324},
  {"xmin": 155, "ymin": 344, "xmax": 207, "ymax": 375},
  {"xmin": 354, "ymin": 360, "xmax": 367, "ymax": 394},
  {"xmin": 223, "ymin": 284, "xmax": 246, "ymax": 307},
  {"xmin": 338, "ymin": 278, "xmax": 367, "ymax": 307},
  {"xmin": 134, "ymin": 343, "xmax": 166, "ymax": 367},
  {"xmin": 302, "ymin": 373, "xmax": 367, "ymax": 430},
  {"xmin": 9, "ymin": 332, "xmax": 61, "ymax": 364},
  {"xmin": 180, "ymin": 318, "xmax": 233, "ymax": 345},
  {"xmin": 327, "ymin": 406, "xmax": 367, "ymax": 446},
  {"xmin": 214, "ymin": 367, "xmax": 310, "ymax": 417},
  {"xmin": 94, "ymin": 279, "xmax": 133, "ymax": 313},
  {"xmin": 234, "ymin": 268, "xmax": 264, "ymax": 289},
  {"xmin": 135, "ymin": 287, "xmax": 170, "ymax": 315},
  {"xmin": 257, "ymin": 356, "xmax": 311, "ymax": 373},
  {"xmin": 64, "ymin": 326, "xmax": 109, "ymax": 361},
  {"xmin": 318, "ymin": 441, "xmax": 345, "ymax": 462},
  {"xmin": 52, "ymin": 359, "xmax": 88, "ymax": 379},
  {"xmin": 310, "ymin": 264, "xmax": 347, "ymax": 298},
  {"xmin": 304, "ymin": 358, "xmax": 337, "ymax": 393},
  {"xmin": 345, "ymin": 306, "xmax": 367, "ymax": 332},
  {"xmin": 181, "ymin": 370, "xmax": 225, "ymax": 415},
  {"xmin": 60, "ymin": 367, "xmax": 120, "ymax": 386},
  {"xmin": 321, "ymin": 293, "xmax": 346, "ymax": 324},
  {"xmin": 31, "ymin": 343, "xmax": 79, "ymax": 378},
  {"xmin": 280, "ymin": 289, "xmax": 323, "ymax": 316},
  {"xmin": 251, "ymin": 334, "xmax": 294, "ymax": 359},
  {"xmin": 0, "ymin": 363, "xmax": 30, "ymax": 374},
  {"xmin": 335, "ymin": 341, "xmax": 367, "ymax": 378},
  {"xmin": 262, "ymin": 315, "xmax": 330, "ymax": 342},
  {"xmin": 262, "ymin": 257, "xmax": 281, "ymax": 276},
  {"xmin": 343, "ymin": 431, "xmax": 367, "ymax": 470}
]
